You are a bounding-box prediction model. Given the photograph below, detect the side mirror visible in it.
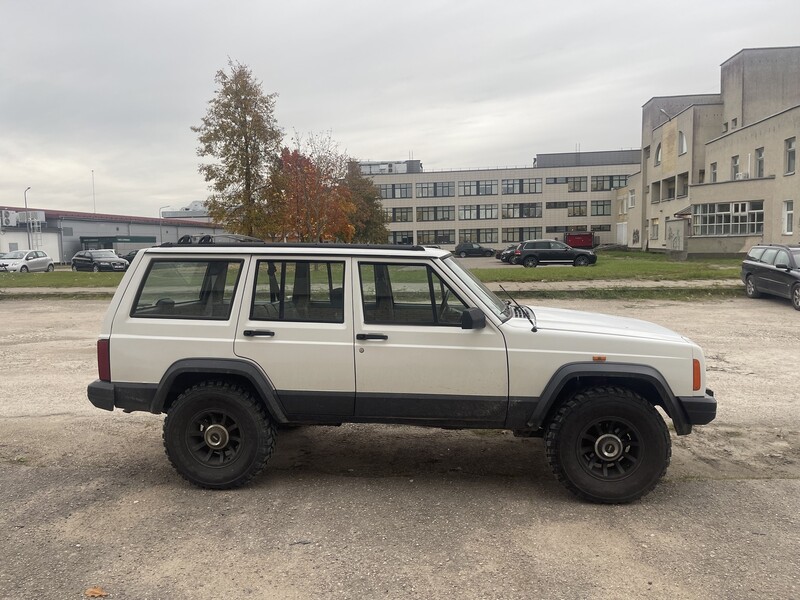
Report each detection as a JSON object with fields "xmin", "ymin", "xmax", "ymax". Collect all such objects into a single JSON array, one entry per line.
[
  {"xmin": 461, "ymin": 307, "xmax": 486, "ymax": 330},
  {"xmin": 775, "ymin": 263, "xmax": 790, "ymax": 270}
]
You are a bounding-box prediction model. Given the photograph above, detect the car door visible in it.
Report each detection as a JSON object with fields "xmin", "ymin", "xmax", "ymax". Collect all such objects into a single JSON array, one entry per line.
[
  {"xmin": 756, "ymin": 248, "xmax": 779, "ymax": 294},
  {"xmin": 234, "ymin": 256, "xmax": 356, "ymax": 419},
  {"xmin": 352, "ymin": 258, "xmax": 509, "ymax": 426},
  {"xmin": 550, "ymin": 241, "xmax": 573, "ymax": 263},
  {"xmin": 768, "ymin": 249, "xmax": 793, "ymax": 298}
]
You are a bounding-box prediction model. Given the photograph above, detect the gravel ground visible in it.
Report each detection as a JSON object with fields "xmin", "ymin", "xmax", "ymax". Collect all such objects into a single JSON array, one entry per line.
[{"xmin": 0, "ymin": 296, "xmax": 798, "ymax": 600}]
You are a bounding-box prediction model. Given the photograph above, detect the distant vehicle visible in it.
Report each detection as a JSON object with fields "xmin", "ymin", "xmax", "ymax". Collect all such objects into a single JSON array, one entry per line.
[
  {"xmin": 71, "ymin": 250, "xmax": 129, "ymax": 272},
  {"xmin": 0, "ymin": 250, "xmax": 55, "ymax": 273},
  {"xmin": 454, "ymin": 242, "xmax": 495, "ymax": 258},
  {"xmin": 741, "ymin": 243, "xmax": 800, "ymax": 310},
  {"xmin": 497, "ymin": 245, "xmax": 517, "ymax": 262},
  {"xmin": 513, "ymin": 239, "xmax": 597, "ymax": 268},
  {"xmin": 119, "ymin": 249, "xmax": 141, "ymax": 264},
  {"xmin": 564, "ymin": 232, "xmax": 595, "ymax": 249}
]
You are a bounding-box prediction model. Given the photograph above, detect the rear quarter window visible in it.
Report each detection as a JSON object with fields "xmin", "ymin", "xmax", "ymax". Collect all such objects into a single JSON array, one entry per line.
[{"xmin": 746, "ymin": 247, "xmax": 766, "ymax": 261}]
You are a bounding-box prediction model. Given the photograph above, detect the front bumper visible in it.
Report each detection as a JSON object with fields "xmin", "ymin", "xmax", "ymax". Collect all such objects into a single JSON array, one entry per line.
[{"xmin": 678, "ymin": 388, "xmax": 717, "ymax": 426}]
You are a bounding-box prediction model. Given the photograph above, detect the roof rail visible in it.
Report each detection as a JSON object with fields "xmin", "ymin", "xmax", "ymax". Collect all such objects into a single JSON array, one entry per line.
[{"xmin": 158, "ymin": 241, "xmax": 428, "ymax": 251}]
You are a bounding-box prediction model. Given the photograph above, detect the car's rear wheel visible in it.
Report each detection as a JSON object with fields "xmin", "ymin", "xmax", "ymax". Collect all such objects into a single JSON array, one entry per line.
[
  {"xmin": 745, "ymin": 275, "xmax": 761, "ymax": 298},
  {"xmin": 20, "ymin": 265, "xmax": 28, "ymax": 273},
  {"xmin": 523, "ymin": 256, "xmax": 538, "ymax": 268},
  {"xmin": 46, "ymin": 264, "xmax": 55, "ymax": 272},
  {"xmin": 71, "ymin": 264, "xmax": 78, "ymax": 272},
  {"xmin": 574, "ymin": 255, "xmax": 589, "ymax": 267},
  {"xmin": 792, "ymin": 283, "xmax": 800, "ymax": 311},
  {"xmin": 545, "ymin": 386, "xmax": 671, "ymax": 504},
  {"xmin": 163, "ymin": 381, "xmax": 276, "ymax": 489},
  {"xmin": 92, "ymin": 264, "xmax": 100, "ymax": 273}
]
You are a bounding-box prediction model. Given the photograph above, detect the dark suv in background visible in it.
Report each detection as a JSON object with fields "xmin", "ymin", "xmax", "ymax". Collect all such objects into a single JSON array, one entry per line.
[
  {"xmin": 741, "ymin": 243, "xmax": 800, "ymax": 310},
  {"xmin": 454, "ymin": 242, "xmax": 495, "ymax": 257},
  {"xmin": 513, "ymin": 239, "xmax": 597, "ymax": 268}
]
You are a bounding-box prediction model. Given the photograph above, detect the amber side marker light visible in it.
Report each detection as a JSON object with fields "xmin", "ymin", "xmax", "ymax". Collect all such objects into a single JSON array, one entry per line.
[
  {"xmin": 592, "ymin": 356, "xmax": 607, "ymax": 362},
  {"xmin": 693, "ymin": 359, "xmax": 702, "ymax": 391}
]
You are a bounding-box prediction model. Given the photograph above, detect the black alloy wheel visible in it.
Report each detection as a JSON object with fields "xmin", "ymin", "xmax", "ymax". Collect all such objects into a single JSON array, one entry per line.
[
  {"xmin": 545, "ymin": 386, "xmax": 671, "ymax": 504},
  {"xmin": 523, "ymin": 256, "xmax": 538, "ymax": 268},
  {"xmin": 792, "ymin": 283, "xmax": 800, "ymax": 311},
  {"xmin": 163, "ymin": 381, "xmax": 276, "ymax": 489},
  {"xmin": 574, "ymin": 255, "xmax": 589, "ymax": 267}
]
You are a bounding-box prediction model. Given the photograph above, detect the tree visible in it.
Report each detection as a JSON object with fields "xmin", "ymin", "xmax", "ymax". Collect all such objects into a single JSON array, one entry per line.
[
  {"xmin": 277, "ymin": 132, "xmax": 356, "ymax": 242},
  {"xmin": 192, "ymin": 60, "xmax": 282, "ymax": 236},
  {"xmin": 345, "ymin": 162, "xmax": 389, "ymax": 243}
]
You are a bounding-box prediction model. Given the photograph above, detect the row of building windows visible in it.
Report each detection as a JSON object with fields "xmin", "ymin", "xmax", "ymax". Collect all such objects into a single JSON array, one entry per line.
[
  {"xmin": 691, "ymin": 201, "xmax": 764, "ymax": 236},
  {"xmin": 378, "ymin": 175, "xmax": 628, "ymax": 199},
  {"xmin": 390, "ymin": 224, "xmax": 611, "ymax": 245},
  {"xmin": 383, "ymin": 201, "xmax": 612, "ymax": 222},
  {"xmin": 707, "ymin": 137, "xmax": 796, "ymax": 183}
]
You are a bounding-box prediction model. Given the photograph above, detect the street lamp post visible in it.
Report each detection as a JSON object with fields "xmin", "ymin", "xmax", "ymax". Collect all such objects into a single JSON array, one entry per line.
[
  {"xmin": 158, "ymin": 205, "xmax": 171, "ymax": 244},
  {"xmin": 23, "ymin": 187, "xmax": 32, "ymax": 249}
]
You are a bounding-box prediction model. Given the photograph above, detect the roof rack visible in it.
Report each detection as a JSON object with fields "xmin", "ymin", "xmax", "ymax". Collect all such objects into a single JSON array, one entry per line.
[{"xmin": 159, "ymin": 239, "xmax": 428, "ymax": 251}]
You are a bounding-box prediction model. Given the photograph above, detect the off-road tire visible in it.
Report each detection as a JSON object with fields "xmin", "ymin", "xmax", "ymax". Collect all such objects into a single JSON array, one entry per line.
[
  {"xmin": 792, "ymin": 283, "xmax": 800, "ymax": 311},
  {"xmin": 745, "ymin": 275, "xmax": 761, "ymax": 299},
  {"xmin": 574, "ymin": 255, "xmax": 590, "ymax": 267},
  {"xmin": 523, "ymin": 256, "xmax": 538, "ymax": 268},
  {"xmin": 163, "ymin": 381, "xmax": 276, "ymax": 489},
  {"xmin": 545, "ymin": 386, "xmax": 671, "ymax": 504}
]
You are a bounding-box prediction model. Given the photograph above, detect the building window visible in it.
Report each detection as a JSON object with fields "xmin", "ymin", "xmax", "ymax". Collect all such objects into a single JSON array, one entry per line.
[
  {"xmin": 502, "ymin": 227, "xmax": 542, "ymax": 243},
  {"xmin": 650, "ymin": 218, "xmax": 659, "ymax": 240},
  {"xmin": 545, "ymin": 225, "xmax": 588, "ymax": 234},
  {"xmin": 416, "ymin": 182, "xmax": 455, "ymax": 198},
  {"xmin": 388, "ymin": 230, "xmax": 414, "ymax": 244},
  {"xmin": 591, "ymin": 175, "xmax": 628, "ymax": 191},
  {"xmin": 678, "ymin": 131, "xmax": 688, "ymax": 155},
  {"xmin": 458, "ymin": 180, "xmax": 498, "ymax": 196},
  {"xmin": 379, "ymin": 183, "xmax": 412, "ymax": 199},
  {"xmin": 591, "ymin": 200, "xmax": 611, "ymax": 216},
  {"xmin": 692, "ymin": 201, "xmax": 764, "ymax": 236},
  {"xmin": 628, "ymin": 190, "xmax": 636, "ymax": 208},
  {"xmin": 545, "ymin": 201, "xmax": 587, "ymax": 216},
  {"xmin": 416, "ymin": 206, "xmax": 455, "ymax": 222},
  {"xmin": 655, "ymin": 143, "xmax": 662, "ymax": 165},
  {"xmin": 786, "ymin": 137, "xmax": 796, "ymax": 174},
  {"xmin": 383, "ymin": 207, "xmax": 413, "ymax": 223},
  {"xmin": 458, "ymin": 204, "xmax": 498, "ymax": 220},
  {"xmin": 502, "ymin": 178, "xmax": 542, "ymax": 194},
  {"xmin": 722, "ymin": 122, "xmax": 729, "ymax": 133},
  {"xmin": 591, "ymin": 224, "xmax": 612, "ymax": 232},
  {"xmin": 416, "ymin": 229, "xmax": 456, "ymax": 245},
  {"xmin": 755, "ymin": 148, "xmax": 765, "ymax": 178},
  {"xmin": 501, "ymin": 202, "xmax": 542, "ymax": 219},
  {"xmin": 545, "ymin": 176, "xmax": 587, "ymax": 192},
  {"xmin": 731, "ymin": 156, "xmax": 740, "ymax": 180},
  {"xmin": 710, "ymin": 162, "xmax": 717, "ymax": 183},
  {"xmin": 731, "ymin": 118, "xmax": 738, "ymax": 129},
  {"xmin": 458, "ymin": 228, "xmax": 498, "ymax": 244},
  {"xmin": 784, "ymin": 200, "xmax": 794, "ymax": 235}
]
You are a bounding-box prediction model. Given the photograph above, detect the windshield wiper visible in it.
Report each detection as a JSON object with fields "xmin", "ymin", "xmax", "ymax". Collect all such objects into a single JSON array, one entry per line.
[{"xmin": 498, "ymin": 284, "xmax": 537, "ymax": 332}]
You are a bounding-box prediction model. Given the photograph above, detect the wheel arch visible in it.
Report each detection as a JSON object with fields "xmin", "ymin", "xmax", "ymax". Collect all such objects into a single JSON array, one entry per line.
[
  {"xmin": 527, "ymin": 362, "xmax": 691, "ymax": 435},
  {"xmin": 152, "ymin": 358, "xmax": 288, "ymax": 423}
]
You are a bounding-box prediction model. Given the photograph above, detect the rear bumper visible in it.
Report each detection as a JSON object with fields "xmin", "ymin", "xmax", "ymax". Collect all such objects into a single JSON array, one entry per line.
[
  {"xmin": 87, "ymin": 380, "xmax": 158, "ymax": 413},
  {"xmin": 678, "ymin": 388, "xmax": 717, "ymax": 426}
]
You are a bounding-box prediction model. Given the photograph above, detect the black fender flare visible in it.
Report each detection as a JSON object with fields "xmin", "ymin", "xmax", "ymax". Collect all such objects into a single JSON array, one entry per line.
[
  {"xmin": 526, "ymin": 362, "xmax": 691, "ymax": 435},
  {"xmin": 151, "ymin": 358, "xmax": 288, "ymax": 423}
]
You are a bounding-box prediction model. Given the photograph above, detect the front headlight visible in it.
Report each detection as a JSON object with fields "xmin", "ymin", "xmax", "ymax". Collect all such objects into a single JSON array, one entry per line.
[{"xmin": 99, "ymin": 261, "xmax": 110, "ymax": 265}]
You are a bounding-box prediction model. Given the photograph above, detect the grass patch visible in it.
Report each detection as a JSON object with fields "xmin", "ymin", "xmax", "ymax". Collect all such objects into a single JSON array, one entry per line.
[
  {"xmin": 517, "ymin": 286, "xmax": 744, "ymax": 302},
  {"xmin": 0, "ymin": 270, "xmax": 124, "ymax": 288},
  {"xmin": 472, "ymin": 250, "xmax": 741, "ymax": 283}
]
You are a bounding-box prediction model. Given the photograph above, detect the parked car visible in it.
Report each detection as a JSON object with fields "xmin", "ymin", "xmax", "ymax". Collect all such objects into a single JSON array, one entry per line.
[
  {"xmin": 741, "ymin": 243, "xmax": 800, "ymax": 310},
  {"xmin": 119, "ymin": 249, "xmax": 141, "ymax": 264},
  {"xmin": 454, "ymin": 242, "xmax": 495, "ymax": 258},
  {"xmin": 496, "ymin": 244, "xmax": 517, "ymax": 261},
  {"xmin": 71, "ymin": 250, "xmax": 129, "ymax": 272},
  {"xmin": 513, "ymin": 239, "xmax": 597, "ymax": 268},
  {"xmin": 0, "ymin": 250, "xmax": 55, "ymax": 273}
]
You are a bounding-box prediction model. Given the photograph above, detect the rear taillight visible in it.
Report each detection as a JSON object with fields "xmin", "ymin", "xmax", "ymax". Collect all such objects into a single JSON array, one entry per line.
[
  {"xmin": 514, "ymin": 249, "xmax": 521, "ymax": 255},
  {"xmin": 97, "ymin": 339, "xmax": 111, "ymax": 382},
  {"xmin": 692, "ymin": 359, "xmax": 701, "ymax": 391}
]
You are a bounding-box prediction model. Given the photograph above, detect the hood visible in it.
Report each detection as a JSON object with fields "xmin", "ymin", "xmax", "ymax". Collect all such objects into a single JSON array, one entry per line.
[{"xmin": 513, "ymin": 305, "xmax": 687, "ymax": 343}]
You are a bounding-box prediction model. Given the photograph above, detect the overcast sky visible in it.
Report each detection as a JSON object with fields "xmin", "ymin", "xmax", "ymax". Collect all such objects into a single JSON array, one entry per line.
[{"xmin": 2, "ymin": 0, "xmax": 799, "ymax": 218}]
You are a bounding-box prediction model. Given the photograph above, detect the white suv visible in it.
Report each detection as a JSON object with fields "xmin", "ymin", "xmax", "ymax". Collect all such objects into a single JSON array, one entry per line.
[{"xmin": 88, "ymin": 243, "xmax": 716, "ymax": 503}]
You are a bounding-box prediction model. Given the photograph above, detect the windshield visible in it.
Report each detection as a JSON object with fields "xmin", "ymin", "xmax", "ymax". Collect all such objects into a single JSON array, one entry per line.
[
  {"xmin": 442, "ymin": 256, "xmax": 509, "ymax": 320},
  {"xmin": 3, "ymin": 251, "xmax": 26, "ymax": 259},
  {"xmin": 91, "ymin": 250, "xmax": 119, "ymax": 258}
]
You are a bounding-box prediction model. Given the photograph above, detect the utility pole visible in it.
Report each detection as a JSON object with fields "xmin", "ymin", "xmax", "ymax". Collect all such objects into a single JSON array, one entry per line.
[{"xmin": 24, "ymin": 187, "xmax": 32, "ymax": 249}]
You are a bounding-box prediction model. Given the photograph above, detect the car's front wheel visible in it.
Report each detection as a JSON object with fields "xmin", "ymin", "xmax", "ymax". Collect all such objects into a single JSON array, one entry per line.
[
  {"xmin": 574, "ymin": 255, "xmax": 590, "ymax": 267},
  {"xmin": 792, "ymin": 283, "xmax": 800, "ymax": 311},
  {"xmin": 71, "ymin": 264, "xmax": 78, "ymax": 272},
  {"xmin": 163, "ymin": 381, "xmax": 276, "ymax": 489},
  {"xmin": 523, "ymin": 256, "xmax": 538, "ymax": 268},
  {"xmin": 459, "ymin": 251, "xmax": 467, "ymax": 258},
  {"xmin": 745, "ymin": 275, "xmax": 761, "ymax": 298},
  {"xmin": 20, "ymin": 265, "xmax": 28, "ymax": 273},
  {"xmin": 92, "ymin": 264, "xmax": 100, "ymax": 273},
  {"xmin": 545, "ymin": 386, "xmax": 671, "ymax": 503},
  {"xmin": 484, "ymin": 250, "xmax": 493, "ymax": 257}
]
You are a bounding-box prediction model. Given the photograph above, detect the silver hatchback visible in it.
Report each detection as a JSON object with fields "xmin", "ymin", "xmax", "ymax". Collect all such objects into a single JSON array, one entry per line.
[{"xmin": 0, "ymin": 250, "xmax": 55, "ymax": 273}]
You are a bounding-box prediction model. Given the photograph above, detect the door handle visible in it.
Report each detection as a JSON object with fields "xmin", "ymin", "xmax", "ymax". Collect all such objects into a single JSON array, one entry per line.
[
  {"xmin": 243, "ymin": 329, "xmax": 275, "ymax": 337},
  {"xmin": 356, "ymin": 333, "xmax": 388, "ymax": 341}
]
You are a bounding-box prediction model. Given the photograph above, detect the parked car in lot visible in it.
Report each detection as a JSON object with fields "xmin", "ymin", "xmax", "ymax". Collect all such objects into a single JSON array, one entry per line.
[
  {"xmin": 741, "ymin": 243, "xmax": 800, "ymax": 310},
  {"xmin": 454, "ymin": 242, "xmax": 495, "ymax": 258},
  {"xmin": 0, "ymin": 250, "xmax": 55, "ymax": 273},
  {"xmin": 71, "ymin": 249, "xmax": 129, "ymax": 272},
  {"xmin": 496, "ymin": 244, "xmax": 517, "ymax": 262},
  {"xmin": 513, "ymin": 239, "xmax": 597, "ymax": 268}
]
